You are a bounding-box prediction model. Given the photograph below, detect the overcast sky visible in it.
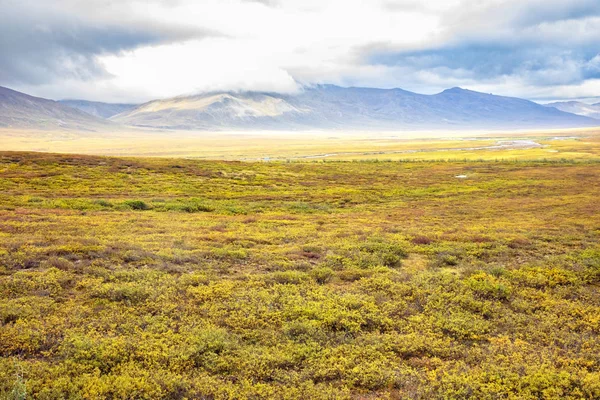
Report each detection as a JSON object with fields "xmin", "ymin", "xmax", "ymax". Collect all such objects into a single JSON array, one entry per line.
[{"xmin": 1, "ymin": 0, "xmax": 599, "ymax": 103}]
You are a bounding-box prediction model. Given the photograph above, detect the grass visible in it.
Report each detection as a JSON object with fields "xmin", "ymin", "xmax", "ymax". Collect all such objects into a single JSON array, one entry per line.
[
  {"xmin": 1, "ymin": 127, "xmax": 600, "ymax": 161},
  {"xmin": 0, "ymin": 151, "xmax": 599, "ymax": 399}
]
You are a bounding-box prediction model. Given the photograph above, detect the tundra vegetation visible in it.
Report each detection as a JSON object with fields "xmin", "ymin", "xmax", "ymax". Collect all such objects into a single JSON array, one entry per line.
[{"xmin": 0, "ymin": 151, "xmax": 599, "ymax": 399}]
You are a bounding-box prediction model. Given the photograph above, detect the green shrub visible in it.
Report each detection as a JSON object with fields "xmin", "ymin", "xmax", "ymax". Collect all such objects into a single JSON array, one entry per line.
[
  {"xmin": 91, "ymin": 282, "xmax": 152, "ymax": 304},
  {"xmin": 338, "ymin": 268, "xmax": 372, "ymax": 282},
  {"xmin": 180, "ymin": 204, "xmax": 213, "ymax": 213},
  {"xmin": 310, "ymin": 267, "xmax": 334, "ymax": 284},
  {"xmin": 434, "ymin": 310, "xmax": 491, "ymax": 340},
  {"xmin": 466, "ymin": 272, "xmax": 512, "ymax": 300},
  {"xmin": 284, "ymin": 320, "xmax": 321, "ymax": 341},
  {"xmin": 211, "ymin": 248, "xmax": 249, "ymax": 261},
  {"xmin": 163, "ymin": 199, "xmax": 214, "ymax": 213},
  {"xmin": 7, "ymin": 372, "xmax": 26, "ymax": 400},
  {"xmin": 122, "ymin": 200, "xmax": 150, "ymax": 210},
  {"xmin": 433, "ymin": 252, "xmax": 459, "ymax": 267},
  {"xmin": 187, "ymin": 327, "xmax": 237, "ymax": 360},
  {"xmin": 580, "ymin": 248, "xmax": 600, "ymax": 282},
  {"xmin": 93, "ymin": 199, "xmax": 113, "ymax": 207},
  {"xmin": 41, "ymin": 256, "xmax": 75, "ymax": 271},
  {"xmin": 179, "ymin": 273, "xmax": 210, "ymax": 287},
  {"xmin": 511, "ymin": 266, "xmax": 578, "ymax": 288},
  {"xmin": 269, "ymin": 271, "xmax": 309, "ymax": 285}
]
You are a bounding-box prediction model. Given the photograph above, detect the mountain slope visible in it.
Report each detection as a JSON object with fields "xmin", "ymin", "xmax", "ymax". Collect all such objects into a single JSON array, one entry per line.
[
  {"xmin": 544, "ymin": 101, "xmax": 600, "ymax": 120},
  {"xmin": 112, "ymin": 85, "xmax": 598, "ymax": 130},
  {"xmin": 111, "ymin": 92, "xmax": 310, "ymax": 130},
  {"xmin": 59, "ymin": 100, "xmax": 137, "ymax": 119},
  {"xmin": 0, "ymin": 86, "xmax": 111, "ymax": 130}
]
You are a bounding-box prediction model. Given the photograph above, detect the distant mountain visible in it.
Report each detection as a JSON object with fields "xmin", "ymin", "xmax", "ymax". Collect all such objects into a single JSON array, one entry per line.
[
  {"xmin": 111, "ymin": 92, "xmax": 309, "ymax": 130},
  {"xmin": 0, "ymin": 86, "xmax": 111, "ymax": 130},
  {"xmin": 112, "ymin": 85, "xmax": 598, "ymax": 130},
  {"xmin": 544, "ymin": 101, "xmax": 600, "ymax": 120},
  {"xmin": 1, "ymin": 85, "xmax": 597, "ymax": 132},
  {"xmin": 59, "ymin": 100, "xmax": 137, "ymax": 119}
]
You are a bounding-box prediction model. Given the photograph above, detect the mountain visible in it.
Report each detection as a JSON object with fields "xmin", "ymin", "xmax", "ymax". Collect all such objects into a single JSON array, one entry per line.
[
  {"xmin": 2, "ymin": 85, "xmax": 597, "ymax": 131},
  {"xmin": 111, "ymin": 92, "xmax": 310, "ymax": 130},
  {"xmin": 544, "ymin": 101, "xmax": 600, "ymax": 120},
  {"xmin": 59, "ymin": 100, "xmax": 137, "ymax": 119},
  {"xmin": 0, "ymin": 86, "xmax": 111, "ymax": 130},
  {"xmin": 112, "ymin": 85, "xmax": 598, "ymax": 130}
]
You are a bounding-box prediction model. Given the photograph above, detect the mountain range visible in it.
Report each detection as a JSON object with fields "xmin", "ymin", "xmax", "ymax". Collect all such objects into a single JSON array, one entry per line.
[
  {"xmin": 0, "ymin": 86, "xmax": 111, "ymax": 130},
  {"xmin": 110, "ymin": 85, "xmax": 597, "ymax": 130},
  {"xmin": 544, "ymin": 101, "xmax": 600, "ymax": 120},
  {"xmin": 0, "ymin": 85, "xmax": 598, "ymax": 131},
  {"xmin": 58, "ymin": 100, "xmax": 137, "ymax": 119}
]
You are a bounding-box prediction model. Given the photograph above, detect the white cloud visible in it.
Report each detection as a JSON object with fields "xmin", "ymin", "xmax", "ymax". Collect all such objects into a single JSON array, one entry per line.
[
  {"xmin": 91, "ymin": 0, "xmax": 440, "ymax": 100},
  {"xmin": 2, "ymin": 0, "xmax": 599, "ymax": 102},
  {"xmin": 100, "ymin": 38, "xmax": 301, "ymax": 99}
]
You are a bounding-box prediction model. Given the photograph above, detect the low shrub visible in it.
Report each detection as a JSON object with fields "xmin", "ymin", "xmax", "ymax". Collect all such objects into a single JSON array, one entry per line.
[
  {"xmin": 310, "ymin": 267, "xmax": 334, "ymax": 284},
  {"xmin": 269, "ymin": 271, "xmax": 309, "ymax": 285},
  {"xmin": 412, "ymin": 235, "xmax": 433, "ymax": 245},
  {"xmin": 122, "ymin": 200, "xmax": 150, "ymax": 210},
  {"xmin": 466, "ymin": 272, "xmax": 512, "ymax": 300}
]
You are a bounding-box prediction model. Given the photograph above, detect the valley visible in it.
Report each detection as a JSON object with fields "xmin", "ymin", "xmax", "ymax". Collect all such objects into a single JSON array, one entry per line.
[
  {"xmin": 1, "ymin": 127, "xmax": 600, "ymax": 161},
  {"xmin": 1, "ymin": 151, "xmax": 599, "ymax": 398},
  {"xmin": 2, "ymin": 1, "xmax": 600, "ymax": 398},
  {"xmin": 1, "ymin": 88, "xmax": 600, "ymax": 399}
]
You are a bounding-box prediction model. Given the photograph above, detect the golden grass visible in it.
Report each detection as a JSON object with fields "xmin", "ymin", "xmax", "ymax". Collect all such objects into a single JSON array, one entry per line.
[
  {"xmin": 1, "ymin": 126, "xmax": 599, "ymax": 161},
  {"xmin": 0, "ymin": 151, "xmax": 599, "ymax": 398}
]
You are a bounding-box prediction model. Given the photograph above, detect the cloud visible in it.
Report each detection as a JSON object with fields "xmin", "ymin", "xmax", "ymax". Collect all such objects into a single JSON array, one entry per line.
[
  {"xmin": 367, "ymin": 44, "xmax": 599, "ymax": 85},
  {"xmin": 242, "ymin": 0, "xmax": 280, "ymax": 7},
  {"xmin": 0, "ymin": 0, "xmax": 220, "ymax": 87},
  {"xmin": 441, "ymin": 0, "xmax": 600, "ymax": 32},
  {"xmin": 359, "ymin": 1, "xmax": 600, "ymax": 99},
  {"xmin": 1, "ymin": 0, "xmax": 599, "ymax": 102}
]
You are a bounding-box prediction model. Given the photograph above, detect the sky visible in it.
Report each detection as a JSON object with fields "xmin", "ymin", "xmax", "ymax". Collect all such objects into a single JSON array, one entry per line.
[{"xmin": 1, "ymin": 0, "xmax": 599, "ymax": 103}]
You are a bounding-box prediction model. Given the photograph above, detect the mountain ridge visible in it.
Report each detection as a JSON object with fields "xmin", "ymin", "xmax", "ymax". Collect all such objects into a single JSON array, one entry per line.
[
  {"xmin": 544, "ymin": 101, "xmax": 600, "ymax": 120},
  {"xmin": 59, "ymin": 100, "xmax": 138, "ymax": 119},
  {"xmin": 0, "ymin": 86, "xmax": 113, "ymax": 130},
  {"xmin": 1, "ymin": 85, "xmax": 598, "ymax": 131},
  {"xmin": 111, "ymin": 85, "xmax": 598, "ymax": 130}
]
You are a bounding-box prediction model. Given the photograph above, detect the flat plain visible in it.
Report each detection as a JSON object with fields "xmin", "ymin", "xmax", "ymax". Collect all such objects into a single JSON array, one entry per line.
[
  {"xmin": 1, "ymin": 127, "xmax": 600, "ymax": 161},
  {"xmin": 0, "ymin": 129, "xmax": 599, "ymax": 399}
]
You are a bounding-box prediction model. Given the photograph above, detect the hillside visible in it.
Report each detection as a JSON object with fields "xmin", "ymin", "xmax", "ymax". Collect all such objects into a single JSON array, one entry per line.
[
  {"xmin": 111, "ymin": 85, "xmax": 598, "ymax": 130},
  {"xmin": 1, "ymin": 85, "xmax": 597, "ymax": 132},
  {"xmin": 59, "ymin": 99, "xmax": 138, "ymax": 119},
  {"xmin": 1, "ymin": 152, "xmax": 599, "ymax": 398},
  {"xmin": 544, "ymin": 101, "xmax": 600, "ymax": 120},
  {"xmin": 0, "ymin": 86, "xmax": 112, "ymax": 130},
  {"xmin": 112, "ymin": 92, "xmax": 308, "ymax": 130}
]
